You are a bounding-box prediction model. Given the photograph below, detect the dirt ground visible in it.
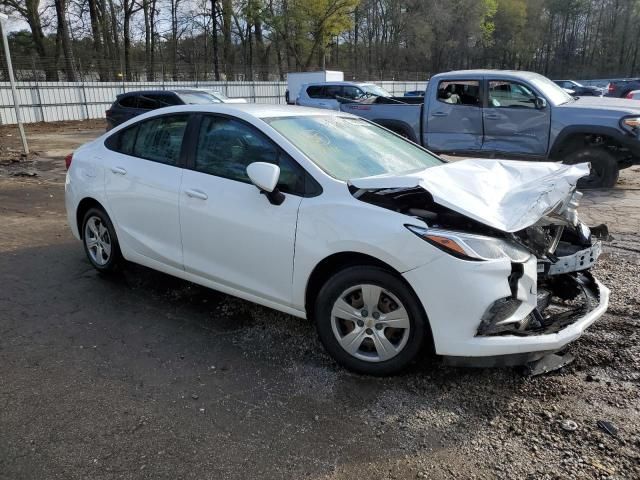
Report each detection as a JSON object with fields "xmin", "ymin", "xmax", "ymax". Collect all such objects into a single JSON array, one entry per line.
[{"xmin": 0, "ymin": 121, "xmax": 639, "ymax": 479}]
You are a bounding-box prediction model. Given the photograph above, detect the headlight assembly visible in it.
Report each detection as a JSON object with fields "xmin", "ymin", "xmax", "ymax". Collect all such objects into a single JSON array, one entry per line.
[
  {"xmin": 406, "ymin": 225, "xmax": 531, "ymax": 263},
  {"xmin": 620, "ymin": 116, "xmax": 640, "ymax": 135}
]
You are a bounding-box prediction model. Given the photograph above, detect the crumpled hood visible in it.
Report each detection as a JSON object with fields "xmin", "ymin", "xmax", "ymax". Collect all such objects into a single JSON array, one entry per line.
[{"xmin": 349, "ymin": 159, "xmax": 590, "ymax": 232}]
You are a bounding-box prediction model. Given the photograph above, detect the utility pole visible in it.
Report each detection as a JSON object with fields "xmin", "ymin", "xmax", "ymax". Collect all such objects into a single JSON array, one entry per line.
[{"xmin": 0, "ymin": 13, "xmax": 29, "ymax": 155}]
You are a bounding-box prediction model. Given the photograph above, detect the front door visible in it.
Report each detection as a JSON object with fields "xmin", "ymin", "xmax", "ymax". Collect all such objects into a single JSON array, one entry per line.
[
  {"xmin": 103, "ymin": 113, "xmax": 189, "ymax": 269},
  {"xmin": 482, "ymin": 80, "xmax": 551, "ymax": 156},
  {"xmin": 424, "ymin": 79, "xmax": 483, "ymax": 152},
  {"xmin": 179, "ymin": 114, "xmax": 309, "ymax": 306}
]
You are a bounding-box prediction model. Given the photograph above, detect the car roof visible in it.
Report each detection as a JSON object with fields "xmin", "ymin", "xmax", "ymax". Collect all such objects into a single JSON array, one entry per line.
[
  {"xmin": 124, "ymin": 103, "xmax": 353, "ymax": 119},
  {"xmin": 304, "ymin": 81, "xmax": 374, "ymax": 87},
  {"xmin": 431, "ymin": 70, "xmax": 549, "ymax": 81},
  {"xmin": 118, "ymin": 89, "xmax": 210, "ymax": 97}
]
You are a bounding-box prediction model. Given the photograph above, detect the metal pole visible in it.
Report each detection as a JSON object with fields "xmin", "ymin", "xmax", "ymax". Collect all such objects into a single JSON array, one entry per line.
[{"xmin": 0, "ymin": 14, "xmax": 29, "ymax": 154}]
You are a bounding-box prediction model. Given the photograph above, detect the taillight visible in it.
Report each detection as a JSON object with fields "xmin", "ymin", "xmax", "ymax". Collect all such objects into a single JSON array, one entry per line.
[
  {"xmin": 608, "ymin": 83, "xmax": 615, "ymax": 93},
  {"xmin": 65, "ymin": 153, "xmax": 73, "ymax": 170},
  {"xmin": 626, "ymin": 92, "xmax": 633, "ymax": 99}
]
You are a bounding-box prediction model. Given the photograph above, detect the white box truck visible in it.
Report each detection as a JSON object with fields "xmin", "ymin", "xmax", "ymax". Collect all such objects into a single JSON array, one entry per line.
[{"xmin": 286, "ymin": 71, "xmax": 344, "ymax": 104}]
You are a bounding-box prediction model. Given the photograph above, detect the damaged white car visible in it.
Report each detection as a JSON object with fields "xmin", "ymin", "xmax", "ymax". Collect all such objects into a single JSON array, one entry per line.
[{"xmin": 65, "ymin": 105, "xmax": 609, "ymax": 376}]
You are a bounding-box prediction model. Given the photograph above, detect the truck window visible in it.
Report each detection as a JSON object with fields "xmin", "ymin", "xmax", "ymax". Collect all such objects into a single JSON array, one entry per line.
[
  {"xmin": 436, "ymin": 81, "xmax": 480, "ymax": 106},
  {"xmin": 488, "ymin": 81, "xmax": 537, "ymax": 108}
]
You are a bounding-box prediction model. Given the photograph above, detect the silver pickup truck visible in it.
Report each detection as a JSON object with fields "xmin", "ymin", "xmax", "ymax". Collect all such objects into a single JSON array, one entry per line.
[{"xmin": 340, "ymin": 70, "xmax": 640, "ymax": 188}]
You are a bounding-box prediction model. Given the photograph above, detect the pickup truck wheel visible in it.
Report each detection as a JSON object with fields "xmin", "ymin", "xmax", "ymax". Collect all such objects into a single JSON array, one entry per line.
[
  {"xmin": 314, "ymin": 266, "xmax": 428, "ymax": 376},
  {"xmin": 563, "ymin": 148, "xmax": 619, "ymax": 188}
]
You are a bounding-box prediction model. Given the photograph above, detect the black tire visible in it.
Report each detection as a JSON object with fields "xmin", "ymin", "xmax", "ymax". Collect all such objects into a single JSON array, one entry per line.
[
  {"xmin": 81, "ymin": 207, "xmax": 123, "ymax": 273},
  {"xmin": 314, "ymin": 266, "xmax": 429, "ymax": 376},
  {"xmin": 563, "ymin": 148, "xmax": 619, "ymax": 188}
]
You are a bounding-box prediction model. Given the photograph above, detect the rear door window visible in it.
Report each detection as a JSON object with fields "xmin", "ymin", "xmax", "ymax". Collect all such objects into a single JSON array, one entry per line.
[
  {"xmin": 436, "ymin": 81, "xmax": 481, "ymax": 106},
  {"xmin": 306, "ymin": 86, "xmax": 324, "ymax": 98},
  {"xmin": 132, "ymin": 114, "xmax": 189, "ymax": 165},
  {"xmin": 105, "ymin": 125, "xmax": 139, "ymax": 155}
]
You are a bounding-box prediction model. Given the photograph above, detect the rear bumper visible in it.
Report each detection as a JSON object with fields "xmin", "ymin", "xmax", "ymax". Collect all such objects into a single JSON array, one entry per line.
[{"xmin": 403, "ymin": 254, "xmax": 609, "ymax": 358}]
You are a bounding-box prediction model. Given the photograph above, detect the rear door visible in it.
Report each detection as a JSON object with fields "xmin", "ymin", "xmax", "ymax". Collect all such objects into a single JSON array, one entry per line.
[
  {"xmin": 102, "ymin": 113, "xmax": 189, "ymax": 269},
  {"xmin": 482, "ymin": 79, "xmax": 550, "ymax": 156},
  {"xmin": 424, "ymin": 79, "xmax": 483, "ymax": 152},
  {"xmin": 179, "ymin": 114, "xmax": 311, "ymax": 306}
]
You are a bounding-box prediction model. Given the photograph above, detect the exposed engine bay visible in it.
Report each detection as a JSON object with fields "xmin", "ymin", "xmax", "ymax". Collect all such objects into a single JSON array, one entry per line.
[{"xmin": 350, "ymin": 183, "xmax": 608, "ymax": 338}]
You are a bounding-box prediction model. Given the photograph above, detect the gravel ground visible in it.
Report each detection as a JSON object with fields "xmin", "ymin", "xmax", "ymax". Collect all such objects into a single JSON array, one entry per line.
[{"xmin": 0, "ymin": 121, "xmax": 638, "ymax": 479}]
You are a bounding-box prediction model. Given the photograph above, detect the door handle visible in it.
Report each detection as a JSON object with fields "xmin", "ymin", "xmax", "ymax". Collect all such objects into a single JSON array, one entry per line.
[
  {"xmin": 431, "ymin": 112, "xmax": 448, "ymax": 117},
  {"xmin": 185, "ymin": 189, "xmax": 208, "ymax": 200},
  {"xmin": 484, "ymin": 114, "xmax": 501, "ymax": 120},
  {"xmin": 111, "ymin": 166, "xmax": 127, "ymax": 175}
]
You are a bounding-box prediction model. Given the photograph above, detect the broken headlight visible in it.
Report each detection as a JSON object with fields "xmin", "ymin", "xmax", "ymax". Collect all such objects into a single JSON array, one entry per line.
[{"xmin": 406, "ymin": 226, "xmax": 531, "ymax": 262}]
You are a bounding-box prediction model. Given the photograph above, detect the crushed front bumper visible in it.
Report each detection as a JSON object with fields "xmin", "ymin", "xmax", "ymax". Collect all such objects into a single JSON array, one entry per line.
[{"xmin": 403, "ymin": 248, "xmax": 609, "ymax": 360}]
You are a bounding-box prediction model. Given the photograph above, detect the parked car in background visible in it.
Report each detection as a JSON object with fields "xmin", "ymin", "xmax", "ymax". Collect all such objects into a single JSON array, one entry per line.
[
  {"xmin": 340, "ymin": 69, "xmax": 640, "ymax": 188},
  {"xmin": 286, "ymin": 70, "xmax": 344, "ymax": 104},
  {"xmin": 296, "ymin": 81, "xmax": 393, "ymax": 110},
  {"xmin": 105, "ymin": 90, "xmax": 221, "ymax": 130},
  {"xmin": 553, "ymin": 80, "xmax": 604, "ymax": 96},
  {"xmin": 65, "ymin": 104, "xmax": 608, "ymax": 376},
  {"xmin": 606, "ymin": 78, "xmax": 640, "ymax": 98},
  {"xmin": 200, "ymin": 89, "xmax": 248, "ymax": 103},
  {"xmin": 625, "ymin": 90, "xmax": 640, "ymax": 100},
  {"xmin": 404, "ymin": 90, "xmax": 425, "ymax": 97}
]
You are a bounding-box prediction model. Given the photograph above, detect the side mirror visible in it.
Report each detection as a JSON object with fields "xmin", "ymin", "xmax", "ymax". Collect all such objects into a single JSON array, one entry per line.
[
  {"xmin": 246, "ymin": 162, "xmax": 285, "ymax": 205},
  {"xmin": 534, "ymin": 97, "xmax": 547, "ymax": 109}
]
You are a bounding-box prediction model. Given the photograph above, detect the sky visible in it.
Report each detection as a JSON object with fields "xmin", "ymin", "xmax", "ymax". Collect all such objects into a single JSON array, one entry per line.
[{"xmin": 0, "ymin": 13, "xmax": 29, "ymax": 34}]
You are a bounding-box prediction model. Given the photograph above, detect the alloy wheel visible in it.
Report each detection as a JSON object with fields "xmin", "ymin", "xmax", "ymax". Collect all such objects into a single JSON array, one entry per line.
[{"xmin": 84, "ymin": 215, "xmax": 112, "ymax": 266}]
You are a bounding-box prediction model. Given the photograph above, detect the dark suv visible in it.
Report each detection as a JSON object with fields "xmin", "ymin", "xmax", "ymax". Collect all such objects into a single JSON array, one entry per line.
[
  {"xmin": 606, "ymin": 79, "xmax": 640, "ymax": 98},
  {"xmin": 105, "ymin": 90, "xmax": 220, "ymax": 129}
]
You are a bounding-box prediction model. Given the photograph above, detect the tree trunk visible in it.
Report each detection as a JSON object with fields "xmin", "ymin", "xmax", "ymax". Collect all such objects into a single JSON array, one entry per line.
[
  {"xmin": 211, "ymin": 0, "xmax": 221, "ymax": 80},
  {"xmin": 222, "ymin": 0, "xmax": 233, "ymax": 79}
]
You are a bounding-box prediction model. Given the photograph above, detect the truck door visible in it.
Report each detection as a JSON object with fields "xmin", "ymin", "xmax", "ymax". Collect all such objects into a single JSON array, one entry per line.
[
  {"xmin": 424, "ymin": 79, "xmax": 483, "ymax": 152},
  {"xmin": 482, "ymin": 80, "xmax": 550, "ymax": 156}
]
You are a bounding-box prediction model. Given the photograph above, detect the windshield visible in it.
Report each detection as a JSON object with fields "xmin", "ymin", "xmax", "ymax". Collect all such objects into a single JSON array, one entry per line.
[
  {"xmin": 264, "ymin": 115, "xmax": 443, "ymax": 181},
  {"xmin": 529, "ymin": 76, "xmax": 573, "ymax": 105},
  {"xmin": 177, "ymin": 92, "xmax": 221, "ymax": 104},
  {"xmin": 360, "ymin": 84, "xmax": 392, "ymax": 97}
]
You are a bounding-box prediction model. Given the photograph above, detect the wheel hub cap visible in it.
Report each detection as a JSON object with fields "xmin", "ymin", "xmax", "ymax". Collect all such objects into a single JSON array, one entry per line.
[{"xmin": 330, "ymin": 284, "xmax": 411, "ymax": 363}]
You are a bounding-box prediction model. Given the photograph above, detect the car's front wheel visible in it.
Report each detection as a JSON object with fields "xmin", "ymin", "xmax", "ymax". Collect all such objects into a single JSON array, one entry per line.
[
  {"xmin": 314, "ymin": 266, "xmax": 428, "ymax": 376},
  {"xmin": 82, "ymin": 207, "xmax": 123, "ymax": 273}
]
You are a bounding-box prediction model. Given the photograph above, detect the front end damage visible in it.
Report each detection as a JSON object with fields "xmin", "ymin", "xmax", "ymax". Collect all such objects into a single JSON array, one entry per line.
[
  {"xmin": 349, "ymin": 159, "xmax": 610, "ymax": 367},
  {"xmin": 477, "ymin": 190, "xmax": 606, "ymax": 341}
]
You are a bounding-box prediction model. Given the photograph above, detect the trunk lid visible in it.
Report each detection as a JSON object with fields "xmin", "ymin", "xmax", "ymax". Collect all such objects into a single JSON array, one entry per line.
[{"xmin": 348, "ymin": 159, "xmax": 589, "ymax": 232}]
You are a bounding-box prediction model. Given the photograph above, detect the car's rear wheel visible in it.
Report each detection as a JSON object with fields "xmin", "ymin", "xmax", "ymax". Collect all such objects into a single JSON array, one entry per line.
[
  {"xmin": 82, "ymin": 207, "xmax": 122, "ymax": 273},
  {"xmin": 564, "ymin": 147, "xmax": 619, "ymax": 188},
  {"xmin": 314, "ymin": 266, "xmax": 428, "ymax": 376}
]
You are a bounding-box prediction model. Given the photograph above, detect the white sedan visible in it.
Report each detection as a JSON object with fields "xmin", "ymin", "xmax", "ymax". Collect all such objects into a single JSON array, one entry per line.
[
  {"xmin": 626, "ymin": 90, "xmax": 640, "ymax": 100},
  {"xmin": 65, "ymin": 104, "xmax": 609, "ymax": 375}
]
